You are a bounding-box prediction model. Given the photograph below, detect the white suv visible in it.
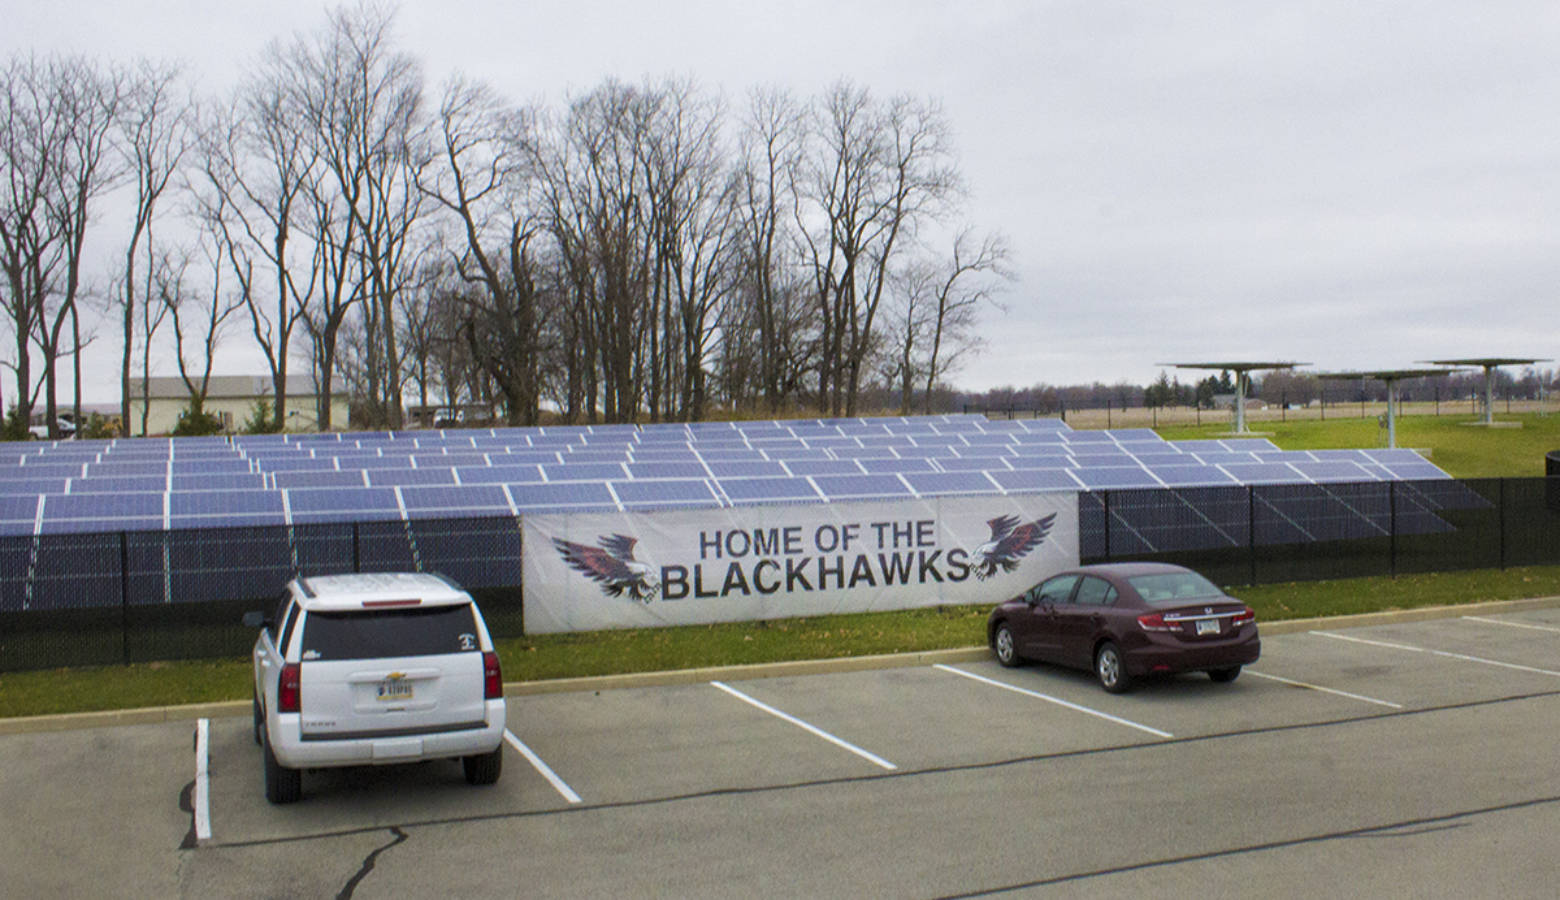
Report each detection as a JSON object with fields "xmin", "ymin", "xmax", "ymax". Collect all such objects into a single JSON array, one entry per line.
[{"xmin": 244, "ymin": 573, "xmax": 506, "ymax": 804}]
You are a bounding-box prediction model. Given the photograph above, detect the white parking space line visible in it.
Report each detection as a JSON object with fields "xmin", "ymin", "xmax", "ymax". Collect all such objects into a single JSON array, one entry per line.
[
  {"xmin": 193, "ymin": 718, "xmax": 211, "ymax": 843},
  {"xmin": 504, "ymin": 730, "xmax": 583, "ymax": 804},
  {"xmin": 1312, "ymin": 630, "xmax": 1560, "ymax": 678},
  {"xmin": 709, "ymin": 681, "xmax": 898, "ymax": 771},
  {"xmin": 1244, "ymin": 670, "xmax": 1403, "ymax": 709},
  {"xmin": 1462, "ymin": 615, "xmax": 1560, "ymax": 634},
  {"xmin": 933, "ymin": 664, "xmax": 1174, "ymax": 739}
]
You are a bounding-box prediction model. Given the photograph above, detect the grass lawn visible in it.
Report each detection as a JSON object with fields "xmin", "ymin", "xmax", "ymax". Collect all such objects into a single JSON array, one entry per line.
[{"xmin": 4, "ymin": 565, "xmax": 1558, "ymax": 720}]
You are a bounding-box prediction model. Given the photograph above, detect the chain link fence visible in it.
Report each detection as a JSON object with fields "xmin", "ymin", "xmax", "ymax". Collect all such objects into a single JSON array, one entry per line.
[{"xmin": 2, "ymin": 477, "xmax": 1556, "ymax": 672}]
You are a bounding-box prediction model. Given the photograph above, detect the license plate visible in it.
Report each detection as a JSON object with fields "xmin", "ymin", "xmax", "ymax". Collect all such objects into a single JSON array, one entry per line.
[
  {"xmin": 376, "ymin": 677, "xmax": 413, "ymax": 702},
  {"xmin": 1196, "ymin": 619, "xmax": 1220, "ymax": 635}
]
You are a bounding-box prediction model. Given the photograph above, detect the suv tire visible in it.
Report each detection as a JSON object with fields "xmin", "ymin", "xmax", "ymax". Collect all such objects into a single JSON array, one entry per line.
[
  {"xmin": 463, "ymin": 746, "xmax": 503, "ymax": 785},
  {"xmin": 263, "ymin": 729, "xmax": 302, "ymax": 804}
]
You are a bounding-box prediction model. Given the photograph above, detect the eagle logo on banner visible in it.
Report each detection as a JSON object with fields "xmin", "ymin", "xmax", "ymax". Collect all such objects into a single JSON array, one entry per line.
[
  {"xmin": 552, "ymin": 534, "xmax": 661, "ymax": 603},
  {"xmin": 971, "ymin": 513, "xmax": 1056, "ymax": 580}
]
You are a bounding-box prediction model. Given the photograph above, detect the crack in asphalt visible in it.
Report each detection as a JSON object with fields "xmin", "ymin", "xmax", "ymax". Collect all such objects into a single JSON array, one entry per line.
[
  {"xmin": 928, "ymin": 795, "xmax": 1559, "ymax": 898},
  {"xmin": 336, "ymin": 826, "xmax": 407, "ymax": 900}
]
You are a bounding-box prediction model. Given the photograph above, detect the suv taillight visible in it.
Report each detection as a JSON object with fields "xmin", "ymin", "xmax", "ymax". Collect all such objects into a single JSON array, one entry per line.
[
  {"xmin": 278, "ymin": 662, "xmax": 302, "ymax": 713},
  {"xmin": 483, "ymin": 652, "xmax": 503, "ymax": 699}
]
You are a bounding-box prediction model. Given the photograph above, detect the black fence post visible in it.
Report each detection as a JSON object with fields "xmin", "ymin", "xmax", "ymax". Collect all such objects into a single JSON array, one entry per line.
[
  {"xmin": 352, "ymin": 522, "xmax": 361, "ymax": 572},
  {"xmin": 1388, "ymin": 481, "xmax": 1397, "ymax": 578},
  {"xmin": 1247, "ymin": 486, "xmax": 1257, "ymax": 585},
  {"xmin": 1102, "ymin": 491, "xmax": 1112, "ymax": 561},
  {"xmin": 119, "ymin": 531, "xmax": 131, "ymax": 666},
  {"xmin": 1498, "ymin": 477, "xmax": 1507, "ymax": 570}
]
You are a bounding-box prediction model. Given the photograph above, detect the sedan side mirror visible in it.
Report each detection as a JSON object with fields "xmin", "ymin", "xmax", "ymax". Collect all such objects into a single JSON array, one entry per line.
[{"xmin": 242, "ymin": 610, "xmax": 269, "ymax": 629}]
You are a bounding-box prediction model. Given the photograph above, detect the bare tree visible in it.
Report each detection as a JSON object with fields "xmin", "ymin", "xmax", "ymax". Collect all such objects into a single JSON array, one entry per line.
[
  {"xmin": 419, "ymin": 75, "xmax": 550, "ymax": 425},
  {"xmin": 917, "ymin": 228, "xmax": 1009, "ymax": 412},
  {"xmin": 117, "ymin": 59, "xmax": 193, "ymax": 431}
]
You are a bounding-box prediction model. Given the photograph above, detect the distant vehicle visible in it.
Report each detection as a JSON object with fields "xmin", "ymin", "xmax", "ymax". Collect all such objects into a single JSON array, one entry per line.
[
  {"xmin": 244, "ymin": 572, "xmax": 507, "ymax": 804},
  {"xmin": 27, "ymin": 413, "xmax": 77, "ymax": 440},
  {"xmin": 987, "ymin": 562, "xmax": 1260, "ymax": 693}
]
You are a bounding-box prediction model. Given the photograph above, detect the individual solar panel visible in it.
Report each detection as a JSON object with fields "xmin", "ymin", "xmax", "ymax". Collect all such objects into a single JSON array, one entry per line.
[
  {"xmin": 693, "ymin": 448, "xmax": 766, "ymax": 462},
  {"xmin": 285, "ymin": 487, "xmax": 401, "ymax": 522},
  {"xmin": 1289, "ymin": 461, "xmax": 1377, "ymax": 483},
  {"xmin": 612, "ymin": 479, "xmax": 720, "ymax": 509},
  {"xmin": 717, "ymin": 476, "xmax": 821, "ymax": 504},
  {"xmin": 828, "ymin": 445, "xmax": 903, "ymax": 459},
  {"xmin": 781, "ymin": 459, "xmax": 865, "ymax": 476},
  {"xmin": 0, "ymin": 478, "xmax": 68, "ymax": 495},
  {"xmin": 170, "ymin": 491, "xmax": 285, "ymax": 517},
  {"xmin": 453, "ymin": 464, "xmax": 544, "ymax": 484},
  {"xmin": 859, "ymin": 457, "xmax": 935, "ymax": 474},
  {"xmin": 626, "ymin": 461, "xmax": 710, "ymax": 480},
  {"xmin": 705, "ymin": 460, "xmax": 787, "ymax": 478},
  {"xmin": 1072, "ymin": 467, "xmax": 1162, "ymax": 489},
  {"xmin": 506, "ymin": 481, "xmax": 618, "ymax": 511},
  {"xmin": 758, "ymin": 446, "xmax": 832, "ymax": 461},
  {"xmin": 812, "ymin": 474, "xmax": 912, "ymax": 500},
  {"xmin": 272, "ymin": 470, "xmax": 369, "ymax": 489},
  {"xmin": 902, "ymin": 471, "xmax": 1001, "ymax": 495},
  {"xmin": 367, "ymin": 468, "xmax": 457, "ymax": 487},
  {"xmin": 69, "ymin": 475, "xmax": 168, "ymax": 493},
  {"xmin": 539, "ymin": 462, "xmax": 628, "ymax": 482},
  {"xmin": 936, "ymin": 456, "xmax": 1012, "ymax": 472},
  {"xmin": 44, "ymin": 492, "xmax": 164, "ymax": 522},
  {"xmin": 398, "ymin": 484, "xmax": 512, "ymax": 516},
  {"xmin": 1219, "ymin": 462, "xmax": 1305, "ymax": 484},
  {"xmin": 1143, "ymin": 464, "xmax": 1238, "ymax": 487},
  {"xmin": 169, "ymin": 474, "xmax": 268, "ymax": 492}
]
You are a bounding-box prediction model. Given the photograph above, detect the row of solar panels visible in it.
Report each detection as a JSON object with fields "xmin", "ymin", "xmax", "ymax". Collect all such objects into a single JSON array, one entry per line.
[{"xmin": 1, "ymin": 479, "xmax": 1484, "ymax": 611}]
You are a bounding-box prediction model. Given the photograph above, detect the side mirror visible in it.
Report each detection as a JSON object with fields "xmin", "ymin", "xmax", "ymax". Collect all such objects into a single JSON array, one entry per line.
[{"xmin": 242, "ymin": 611, "xmax": 269, "ymax": 629}]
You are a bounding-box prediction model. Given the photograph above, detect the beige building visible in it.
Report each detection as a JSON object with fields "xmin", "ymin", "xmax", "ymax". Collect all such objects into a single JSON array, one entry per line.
[{"xmin": 127, "ymin": 375, "xmax": 349, "ymax": 436}]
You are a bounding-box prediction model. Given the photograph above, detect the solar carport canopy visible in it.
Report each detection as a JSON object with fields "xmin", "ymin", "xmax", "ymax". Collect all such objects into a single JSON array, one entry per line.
[{"xmin": 0, "ymin": 415, "xmax": 1453, "ymax": 536}]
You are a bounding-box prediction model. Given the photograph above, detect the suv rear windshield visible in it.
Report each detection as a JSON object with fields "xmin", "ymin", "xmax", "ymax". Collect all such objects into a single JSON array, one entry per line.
[
  {"xmin": 300, "ymin": 605, "xmax": 480, "ymax": 661},
  {"xmin": 1127, "ymin": 572, "xmax": 1224, "ymax": 605}
]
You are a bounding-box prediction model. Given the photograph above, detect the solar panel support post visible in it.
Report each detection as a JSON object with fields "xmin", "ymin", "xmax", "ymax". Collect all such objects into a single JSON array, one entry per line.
[{"xmin": 119, "ymin": 531, "xmax": 131, "ymax": 667}]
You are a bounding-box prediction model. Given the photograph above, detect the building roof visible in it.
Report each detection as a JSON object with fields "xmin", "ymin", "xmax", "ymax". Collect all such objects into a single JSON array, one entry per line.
[{"xmin": 129, "ymin": 375, "xmax": 321, "ymax": 400}]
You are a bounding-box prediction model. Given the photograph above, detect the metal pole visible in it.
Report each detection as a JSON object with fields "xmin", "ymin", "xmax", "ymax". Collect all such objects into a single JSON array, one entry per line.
[
  {"xmin": 1234, "ymin": 372, "xmax": 1247, "ymax": 434},
  {"xmin": 1389, "ymin": 481, "xmax": 1398, "ymax": 578},
  {"xmin": 1386, "ymin": 379, "xmax": 1398, "ymax": 449},
  {"xmin": 120, "ymin": 532, "xmax": 131, "ymax": 666},
  {"xmin": 1247, "ymin": 486, "xmax": 1258, "ymax": 585},
  {"xmin": 1484, "ymin": 365, "xmax": 1496, "ymax": 425}
]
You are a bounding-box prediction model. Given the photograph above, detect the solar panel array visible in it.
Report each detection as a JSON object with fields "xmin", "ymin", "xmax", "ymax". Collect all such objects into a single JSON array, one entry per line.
[{"xmin": 0, "ymin": 415, "xmax": 1453, "ymax": 536}]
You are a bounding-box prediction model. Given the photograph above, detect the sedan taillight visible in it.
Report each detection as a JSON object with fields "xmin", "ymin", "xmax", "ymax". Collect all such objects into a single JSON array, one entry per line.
[
  {"xmin": 1231, "ymin": 606, "xmax": 1256, "ymax": 627},
  {"xmin": 483, "ymin": 651, "xmax": 503, "ymax": 699},
  {"xmin": 1137, "ymin": 612, "xmax": 1179, "ymax": 633},
  {"xmin": 278, "ymin": 663, "xmax": 302, "ymax": 713}
]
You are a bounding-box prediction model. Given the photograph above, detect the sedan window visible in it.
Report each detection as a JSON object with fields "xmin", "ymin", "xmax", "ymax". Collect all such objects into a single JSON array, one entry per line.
[
  {"xmin": 1073, "ymin": 577, "xmax": 1114, "ymax": 606},
  {"xmin": 1128, "ymin": 571, "xmax": 1225, "ymax": 605},
  {"xmin": 1033, "ymin": 574, "xmax": 1079, "ymax": 604}
]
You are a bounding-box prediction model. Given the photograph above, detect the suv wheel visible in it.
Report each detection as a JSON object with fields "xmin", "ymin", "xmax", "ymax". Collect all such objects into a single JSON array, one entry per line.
[
  {"xmin": 463, "ymin": 746, "xmax": 503, "ymax": 785},
  {"xmin": 263, "ymin": 728, "xmax": 302, "ymax": 804}
]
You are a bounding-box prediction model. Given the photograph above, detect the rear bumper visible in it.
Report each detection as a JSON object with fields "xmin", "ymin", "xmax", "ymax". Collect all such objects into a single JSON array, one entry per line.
[
  {"xmin": 1124, "ymin": 633, "xmax": 1261, "ymax": 677},
  {"xmin": 269, "ymin": 700, "xmax": 505, "ymax": 769}
]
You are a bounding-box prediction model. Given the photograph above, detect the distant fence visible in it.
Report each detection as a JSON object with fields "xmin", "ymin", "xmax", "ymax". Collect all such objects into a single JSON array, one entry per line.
[{"xmin": 2, "ymin": 476, "xmax": 1557, "ymax": 672}]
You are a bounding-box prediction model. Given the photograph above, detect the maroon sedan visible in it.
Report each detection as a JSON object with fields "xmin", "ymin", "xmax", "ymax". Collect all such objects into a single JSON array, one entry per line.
[{"xmin": 987, "ymin": 562, "xmax": 1260, "ymax": 693}]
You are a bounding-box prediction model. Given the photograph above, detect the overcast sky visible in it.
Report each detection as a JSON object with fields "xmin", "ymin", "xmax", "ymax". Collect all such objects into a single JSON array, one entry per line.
[{"xmin": 7, "ymin": 1, "xmax": 1558, "ymax": 400}]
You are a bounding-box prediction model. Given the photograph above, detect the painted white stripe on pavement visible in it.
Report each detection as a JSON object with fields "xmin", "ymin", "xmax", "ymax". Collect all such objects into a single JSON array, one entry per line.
[
  {"xmin": 933, "ymin": 664, "xmax": 1174, "ymax": 739},
  {"xmin": 1462, "ymin": 615, "xmax": 1560, "ymax": 634},
  {"xmin": 1312, "ymin": 630, "xmax": 1560, "ymax": 677},
  {"xmin": 1245, "ymin": 670, "xmax": 1403, "ymax": 709},
  {"xmin": 194, "ymin": 718, "xmax": 211, "ymax": 842},
  {"xmin": 710, "ymin": 681, "xmax": 897, "ymax": 770},
  {"xmin": 505, "ymin": 730, "xmax": 582, "ymax": 804}
]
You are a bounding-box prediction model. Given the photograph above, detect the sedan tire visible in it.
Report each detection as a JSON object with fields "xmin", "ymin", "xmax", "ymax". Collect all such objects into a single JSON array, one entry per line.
[
  {"xmin": 1096, "ymin": 641, "xmax": 1131, "ymax": 694},
  {"xmin": 463, "ymin": 746, "xmax": 503, "ymax": 785},
  {"xmin": 1208, "ymin": 665, "xmax": 1242, "ymax": 683},
  {"xmin": 993, "ymin": 623, "xmax": 1021, "ymax": 668}
]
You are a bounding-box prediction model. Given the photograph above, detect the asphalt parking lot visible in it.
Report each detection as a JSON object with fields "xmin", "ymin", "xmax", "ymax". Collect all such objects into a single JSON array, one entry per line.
[{"xmin": 3, "ymin": 601, "xmax": 1559, "ymax": 898}]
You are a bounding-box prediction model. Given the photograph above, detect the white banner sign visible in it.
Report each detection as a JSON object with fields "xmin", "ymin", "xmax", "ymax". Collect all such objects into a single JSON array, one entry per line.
[{"xmin": 521, "ymin": 493, "xmax": 1078, "ymax": 633}]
